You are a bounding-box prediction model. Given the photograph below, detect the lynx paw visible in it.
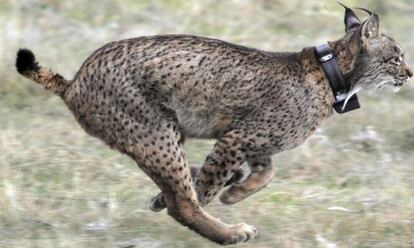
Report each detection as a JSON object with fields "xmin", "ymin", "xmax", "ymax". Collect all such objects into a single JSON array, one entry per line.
[
  {"xmin": 149, "ymin": 193, "xmax": 165, "ymax": 212},
  {"xmin": 223, "ymin": 223, "xmax": 258, "ymax": 245},
  {"xmin": 220, "ymin": 183, "xmax": 267, "ymax": 205}
]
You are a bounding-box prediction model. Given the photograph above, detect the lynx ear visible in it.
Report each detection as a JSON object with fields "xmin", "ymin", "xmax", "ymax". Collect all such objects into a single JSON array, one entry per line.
[
  {"xmin": 360, "ymin": 13, "xmax": 380, "ymax": 41},
  {"xmin": 338, "ymin": 2, "xmax": 361, "ymax": 32}
]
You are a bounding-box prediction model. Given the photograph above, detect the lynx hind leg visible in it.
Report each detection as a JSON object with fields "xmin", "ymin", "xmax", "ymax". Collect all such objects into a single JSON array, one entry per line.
[
  {"xmin": 149, "ymin": 165, "xmax": 245, "ymax": 212},
  {"xmin": 220, "ymin": 156, "xmax": 275, "ymax": 205},
  {"xmin": 149, "ymin": 165, "xmax": 198, "ymax": 212},
  {"xmin": 125, "ymin": 122, "xmax": 256, "ymax": 245}
]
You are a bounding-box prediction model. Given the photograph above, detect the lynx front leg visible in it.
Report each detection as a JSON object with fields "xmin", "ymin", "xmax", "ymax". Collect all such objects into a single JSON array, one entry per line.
[
  {"xmin": 195, "ymin": 131, "xmax": 247, "ymax": 206},
  {"xmin": 220, "ymin": 156, "xmax": 275, "ymax": 205}
]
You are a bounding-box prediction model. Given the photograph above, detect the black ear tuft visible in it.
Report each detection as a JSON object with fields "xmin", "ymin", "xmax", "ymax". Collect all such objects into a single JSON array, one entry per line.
[
  {"xmin": 16, "ymin": 48, "xmax": 40, "ymax": 75},
  {"xmin": 338, "ymin": 2, "xmax": 361, "ymax": 32}
]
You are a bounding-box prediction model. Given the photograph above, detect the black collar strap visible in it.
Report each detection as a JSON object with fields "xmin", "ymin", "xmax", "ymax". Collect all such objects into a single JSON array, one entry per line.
[{"xmin": 314, "ymin": 43, "xmax": 360, "ymax": 114}]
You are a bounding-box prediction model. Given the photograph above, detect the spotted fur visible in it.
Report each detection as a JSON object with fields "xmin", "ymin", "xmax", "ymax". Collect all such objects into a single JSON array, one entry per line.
[{"xmin": 15, "ymin": 5, "xmax": 411, "ymax": 245}]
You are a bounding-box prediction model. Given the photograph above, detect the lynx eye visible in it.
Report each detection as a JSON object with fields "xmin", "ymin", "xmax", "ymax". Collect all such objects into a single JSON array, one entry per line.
[{"xmin": 389, "ymin": 56, "xmax": 402, "ymax": 65}]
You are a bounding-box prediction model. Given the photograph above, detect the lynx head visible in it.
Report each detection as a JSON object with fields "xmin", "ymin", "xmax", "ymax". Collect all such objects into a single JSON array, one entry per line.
[{"xmin": 332, "ymin": 3, "xmax": 412, "ymax": 94}]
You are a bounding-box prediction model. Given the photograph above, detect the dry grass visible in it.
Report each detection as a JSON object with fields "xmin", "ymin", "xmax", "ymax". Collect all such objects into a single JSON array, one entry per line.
[{"xmin": 1, "ymin": 0, "xmax": 414, "ymax": 247}]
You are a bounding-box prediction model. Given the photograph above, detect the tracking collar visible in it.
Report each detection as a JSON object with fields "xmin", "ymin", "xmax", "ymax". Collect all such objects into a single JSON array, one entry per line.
[{"xmin": 314, "ymin": 43, "xmax": 360, "ymax": 114}]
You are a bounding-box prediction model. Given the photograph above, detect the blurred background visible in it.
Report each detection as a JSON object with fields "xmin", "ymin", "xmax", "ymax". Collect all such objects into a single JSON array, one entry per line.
[{"xmin": 1, "ymin": 0, "xmax": 414, "ymax": 247}]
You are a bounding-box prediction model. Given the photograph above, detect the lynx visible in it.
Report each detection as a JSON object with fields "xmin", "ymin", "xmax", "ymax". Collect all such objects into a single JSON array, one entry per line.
[{"xmin": 16, "ymin": 4, "xmax": 411, "ymax": 245}]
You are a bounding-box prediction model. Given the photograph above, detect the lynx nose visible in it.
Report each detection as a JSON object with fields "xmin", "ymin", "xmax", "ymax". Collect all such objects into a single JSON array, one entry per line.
[{"xmin": 406, "ymin": 67, "xmax": 413, "ymax": 79}]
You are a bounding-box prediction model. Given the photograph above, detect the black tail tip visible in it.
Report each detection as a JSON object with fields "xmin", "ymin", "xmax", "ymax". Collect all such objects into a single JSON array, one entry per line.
[{"xmin": 16, "ymin": 48, "xmax": 39, "ymax": 74}]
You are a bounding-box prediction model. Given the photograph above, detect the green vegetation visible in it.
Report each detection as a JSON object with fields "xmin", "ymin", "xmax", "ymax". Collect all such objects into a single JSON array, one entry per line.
[{"xmin": 1, "ymin": 0, "xmax": 414, "ymax": 247}]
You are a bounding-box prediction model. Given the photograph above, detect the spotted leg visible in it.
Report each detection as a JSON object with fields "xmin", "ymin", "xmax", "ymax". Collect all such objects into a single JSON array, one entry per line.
[
  {"xmin": 150, "ymin": 165, "xmax": 244, "ymax": 212},
  {"xmin": 220, "ymin": 156, "xmax": 275, "ymax": 204}
]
